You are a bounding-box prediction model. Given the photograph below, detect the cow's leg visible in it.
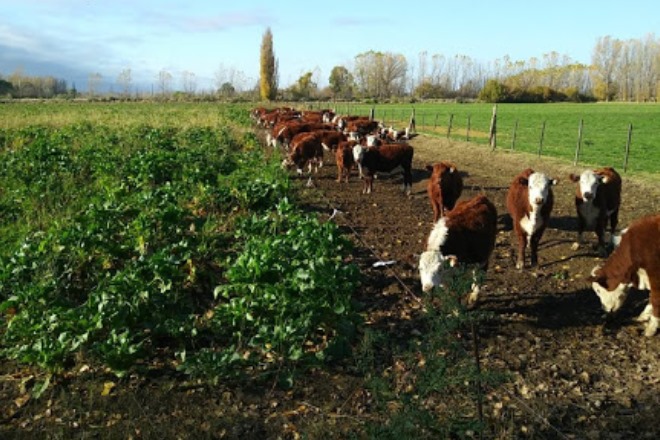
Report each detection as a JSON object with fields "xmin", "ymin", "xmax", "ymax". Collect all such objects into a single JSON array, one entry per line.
[
  {"xmin": 645, "ymin": 283, "xmax": 660, "ymax": 337},
  {"xmin": 529, "ymin": 232, "xmax": 542, "ymax": 267},
  {"xmin": 572, "ymin": 215, "xmax": 586, "ymax": 250},
  {"xmin": 609, "ymin": 209, "xmax": 620, "ymax": 241},
  {"xmin": 403, "ymin": 166, "xmax": 412, "ymax": 195},
  {"xmin": 431, "ymin": 201, "xmax": 440, "ymax": 223},
  {"xmin": 515, "ymin": 231, "xmax": 527, "ymax": 270}
]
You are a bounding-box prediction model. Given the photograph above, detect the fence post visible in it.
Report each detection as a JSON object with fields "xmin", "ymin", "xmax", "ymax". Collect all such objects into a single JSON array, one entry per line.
[
  {"xmin": 574, "ymin": 119, "xmax": 584, "ymax": 166},
  {"xmin": 369, "ymin": 107, "xmax": 375, "ymax": 121},
  {"xmin": 511, "ymin": 119, "xmax": 518, "ymax": 151},
  {"xmin": 489, "ymin": 104, "xmax": 497, "ymax": 150},
  {"xmin": 447, "ymin": 114, "xmax": 454, "ymax": 139},
  {"xmin": 623, "ymin": 123, "xmax": 633, "ymax": 172},
  {"xmin": 466, "ymin": 115, "xmax": 471, "ymax": 141},
  {"xmin": 538, "ymin": 120, "xmax": 546, "ymax": 158},
  {"xmin": 434, "ymin": 113, "xmax": 439, "ymax": 129},
  {"xmin": 409, "ymin": 109, "xmax": 416, "ymax": 133}
]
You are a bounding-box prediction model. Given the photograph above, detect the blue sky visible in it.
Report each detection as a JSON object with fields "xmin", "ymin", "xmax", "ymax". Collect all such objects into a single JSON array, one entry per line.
[{"xmin": 2, "ymin": 0, "xmax": 659, "ymax": 92}]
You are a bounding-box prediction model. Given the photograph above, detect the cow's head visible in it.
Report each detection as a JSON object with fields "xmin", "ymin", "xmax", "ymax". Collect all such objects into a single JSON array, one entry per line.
[
  {"xmin": 419, "ymin": 251, "xmax": 457, "ymax": 293},
  {"xmin": 588, "ymin": 265, "xmax": 631, "ymax": 314},
  {"xmin": 569, "ymin": 169, "xmax": 604, "ymax": 202},
  {"xmin": 524, "ymin": 172, "xmax": 556, "ymax": 207}
]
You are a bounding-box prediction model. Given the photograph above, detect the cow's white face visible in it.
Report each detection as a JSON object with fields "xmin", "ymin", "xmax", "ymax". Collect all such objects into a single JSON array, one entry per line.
[
  {"xmin": 419, "ymin": 251, "xmax": 444, "ymax": 293},
  {"xmin": 592, "ymin": 281, "xmax": 629, "ymax": 313},
  {"xmin": 590, "ymin": 266, "xmax": 631, "ymax": 313},
  {"xmin": 578, "ymin": 170, "xmax": 602, "ymax": 202},
  {"xmin": 352, "ymin": 145, "xmax": 365, "ymax": 163},
  {"xmin": 527, "ymin": 172, "xmax": 555, "ymax": 206}
]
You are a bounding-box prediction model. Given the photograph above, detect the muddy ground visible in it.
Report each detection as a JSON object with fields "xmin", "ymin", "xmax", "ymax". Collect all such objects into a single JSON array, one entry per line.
[
  {"xmin": 290, "ymin": 133, "xmax": 660, "ymax": 439},
  {"xmin": 2, "ymin": 132, "xmax": 659, "ymax": 439}
]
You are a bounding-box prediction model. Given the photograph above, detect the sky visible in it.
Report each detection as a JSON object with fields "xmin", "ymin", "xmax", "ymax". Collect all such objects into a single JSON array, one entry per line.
[{"xmin": 2, "ymin": 0, "xmax": 660, "ymax": 93}]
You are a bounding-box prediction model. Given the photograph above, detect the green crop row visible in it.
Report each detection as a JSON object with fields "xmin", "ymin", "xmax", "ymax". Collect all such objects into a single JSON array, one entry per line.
[{"xmin": 0, "ymin": 111, "xmax": 359, "ymax": 379}]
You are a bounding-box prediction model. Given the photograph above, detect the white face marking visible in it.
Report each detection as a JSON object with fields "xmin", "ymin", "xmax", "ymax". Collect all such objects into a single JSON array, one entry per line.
[
  {"xmin": 527, "ymin": 172, "xmax": 553, "ymax": 206},
  {"xmin": 426, "ymin": 218, "xmax": 449, "ymax": 250},
  {"xmin": 352, "ymin": 145, "xmax": 364, "ymax": 163},
  {"xmin": 578, "ymin": 170, "xmax": 601, "ymax": 202},
  {"xmin": 592, "ymin": 281, "xmax": 630, "ymax": 313},
  {"xmin": 419, "ymin": 251, "xmax": 444, "ymax": 292}
]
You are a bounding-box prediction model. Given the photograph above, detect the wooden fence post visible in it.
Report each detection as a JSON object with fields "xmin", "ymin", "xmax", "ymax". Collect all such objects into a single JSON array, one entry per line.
[
  {"xmin": 434, "ymin": 114, "xmax": 439, "ymax": 129},
  {"xmin": 574, "ymin": 119, "xmax": 584, "ymax": 166},
  {"xmin": 409, "ymin": 109, "xmax": 416, "ymax": 133},
  {"xmin": 489, "ymin": 105, "xmax": 497, "ymax": 150},
  {"xmin": 623, "ymin": 123, "xmax": 633, "ymax": 172},
  {"xmin": 369, "ymin": 107, "xmax": 375, "ymax": 121},
  {"xmin": 447, "ymin": 114, "xmax": 454, "ymax": 139},
  {"xmin": 466, "ymin": 115, "xmax": 471, "ymax": 141},
  {"xmin": 538, "ymin": 120, "xmax": 546, "ymax": 158},
  {"xmin": 511, "ymin": 119, "xmax": 518, "ymax": 151}
]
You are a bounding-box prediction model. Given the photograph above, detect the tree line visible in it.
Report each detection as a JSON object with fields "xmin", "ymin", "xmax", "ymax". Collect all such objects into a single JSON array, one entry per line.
[{"xmin": 2, "ymin": 32, "xmax": 659, "ymax": 103}]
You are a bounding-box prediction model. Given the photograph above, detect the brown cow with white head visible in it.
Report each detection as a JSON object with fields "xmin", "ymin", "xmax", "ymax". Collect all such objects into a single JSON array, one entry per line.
[
  {"xmin": 588, "ymin": 214, "xmax": 660, "ymax": 337},
  {"xmin": 426, "ymin": 161, "xmax": 463, "ymax": 222},
  {"xmin": 506, "ymin": 168, "xmax": 557, "ymax": 270},
  {"xmin": 419, "ymin": 194, "xmax": 498, "ymax": 304},
  {"xmin": 569, "ymin": 167, "xmax": 621, "ymax": 253}
]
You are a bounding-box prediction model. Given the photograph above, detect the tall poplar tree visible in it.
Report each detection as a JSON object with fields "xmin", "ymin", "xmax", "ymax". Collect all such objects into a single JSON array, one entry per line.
[{"xmin": 260, "ymin": 27, "xmax": 278, "ymax": 101}]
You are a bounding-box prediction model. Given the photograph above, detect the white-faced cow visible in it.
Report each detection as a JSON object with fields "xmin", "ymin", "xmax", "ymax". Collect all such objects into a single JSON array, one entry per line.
[
  {"xmin": 281, "ymin": 132, "xmax": 324, "ymax": 175},
  {"xmin": 419, "ymin": 194, "xmax": 498, "ymax": 304},
  {"xmin": 426, "ymin": 161, "xmax": 463, "ymax": 222},
  {"xmin": 352, "ymin": 143, "xmax": 414, "ymax": 195},
  {"xmin": 568, "ymin": 167, "xmax": 622, "ymax": 253},
  {"xmin": 588, "ymin": 214, "xmax": 660, "ymax": 337},
  {"xmin": 506, "ymin": 168, "xmax": 557, "ymax": 269}
]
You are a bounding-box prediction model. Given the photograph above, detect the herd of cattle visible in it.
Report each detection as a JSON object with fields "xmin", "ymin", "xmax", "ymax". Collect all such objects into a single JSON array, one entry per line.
[{"xmin": 250, "ymin": 106, "xmax": 660, "ymax": 338}]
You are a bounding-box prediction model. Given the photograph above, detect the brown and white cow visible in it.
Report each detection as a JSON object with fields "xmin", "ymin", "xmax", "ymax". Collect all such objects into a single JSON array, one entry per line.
[
  {"xmin": 506, "ymin": 168, "xmax": 557, "ymax": 269},
  {"xmin": 352, "ymin": 143, "xmax": 414, "ymax": 195},
  {"xmin": 588, "ymin": 214, "xmax": 660, "ymax": 337},
  {"xmin": 568, "ymin": 167, "xmax": 622, "ymax": 253},
  {"xmin": 426, "ymin": 161, "xmax": 464, "ymax": 222},
  {"xmin": 418, "ymin": 194, "xmax": 498, "ymax": 303},
  {"xmin": 336, "ymin": 140, "xmax": 358, "ymax": 183},
  {"xmin": 281, "ymin": 132, "xmax": 324, "ymax": 175}
]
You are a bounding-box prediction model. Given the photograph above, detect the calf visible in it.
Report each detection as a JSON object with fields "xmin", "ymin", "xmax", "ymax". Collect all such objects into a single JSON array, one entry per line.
[
  {"xmin": 588, "ymin": 214, "xmax": 660, "ymax": 337},
  {"xmin": 336, "ymin": 140, "xmax": 358, "ymax": 183},
  {"xmin": 426, "ymin": 161, "xmax": 463, "ymax": 222},
  {"xmin": 568, "ymin": 167, "xmax": 622, "ymax": 253},
  {"xmin": 352, "ymin": 143, "xmax": 414, "ymax": 195},
  {"xmin": 281, "ymin": 132, "xmax": 324, "ymax": 175},
  {"xmin": 418, "ymin": 194, "xmax": 498, "ymax": 303},
  {"xmin": 506, "ymin": 168, "xmax": 557, "ymax": 269}
]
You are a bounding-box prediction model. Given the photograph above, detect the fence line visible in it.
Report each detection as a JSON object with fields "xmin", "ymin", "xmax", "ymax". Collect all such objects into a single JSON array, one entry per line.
[{"xmin": 328, "ymin": 103, "xmax": 646, "ymax": 174}]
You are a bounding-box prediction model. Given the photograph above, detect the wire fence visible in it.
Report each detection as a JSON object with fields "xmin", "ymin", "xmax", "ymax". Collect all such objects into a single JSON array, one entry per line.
[{"xmin": 306, "ymin": 102, "xmax": 660, "ymax": 177}]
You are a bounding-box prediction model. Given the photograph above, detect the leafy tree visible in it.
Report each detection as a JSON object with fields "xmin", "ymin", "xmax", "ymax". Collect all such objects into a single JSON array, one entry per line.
[
  {"xmin": 478, "ymin": 80, "xmax": 508, "ymax": 102},
  {"xmin": 0, "ymin": 78, "xmax": 14, "ymax": 95},
  {"xmin": 260, "ymin": 27, "xmax": 278, "ymax": 101},
  {"xmin": 288, "ymin": 71, "xmax": 317, "ymax": 100},
  {"xmin": 329, "ymin": 65, "xmax": 354, "ymax": 99},
  {"xmin": 413, "ymin": 79, "xmax": 446, "ymax": 99},
  {"xmin": 218, "ymin": 82, "xmax": 236, "ymax": 98},
  {"xmin": 354, "ymin": 51, "xmax": 408, "ymax": 99}
]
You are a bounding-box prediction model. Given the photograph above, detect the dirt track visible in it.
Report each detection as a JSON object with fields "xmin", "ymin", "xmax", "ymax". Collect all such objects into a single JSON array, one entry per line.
[{"xmin": 294, "ymin": 133, "xmax": 660, "ymax": 438}]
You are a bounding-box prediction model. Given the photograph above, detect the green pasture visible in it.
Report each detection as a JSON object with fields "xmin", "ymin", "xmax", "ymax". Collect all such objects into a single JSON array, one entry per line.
[{"xmin": 330, "ymin": 102, "xmax": 660, "ymax": 177}]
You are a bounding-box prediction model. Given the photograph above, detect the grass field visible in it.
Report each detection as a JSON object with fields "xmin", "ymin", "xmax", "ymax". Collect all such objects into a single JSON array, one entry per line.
[{"xmin": 328, "ymin": 102, "xmax": 660, "ymax": 177}]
